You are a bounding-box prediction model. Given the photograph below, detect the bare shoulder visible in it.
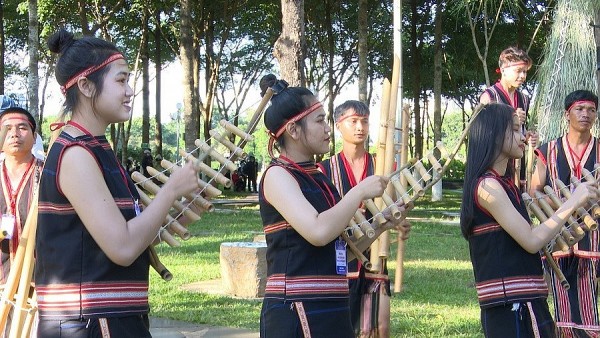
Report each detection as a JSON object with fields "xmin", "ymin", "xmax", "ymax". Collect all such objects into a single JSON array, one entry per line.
[
  {"xmin": 480, "ymin": 91, "xmax": 491, "ymax": 104},
  {"xmin": 476, "ymin": 177, "xmax": 512, "ymax": 209}
]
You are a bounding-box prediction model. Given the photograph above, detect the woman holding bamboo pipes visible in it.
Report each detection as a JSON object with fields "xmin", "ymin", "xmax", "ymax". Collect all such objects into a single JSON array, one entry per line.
[
  {"xmin": 258, "ymin": 77, "xmax": 400, "ymax": 337},
  {"xmin": 530, "ymin": 89, "xmax": 600, "ymax": 337},
  {"xmin": 460, "ymin": 103, "xmax": 598, "ymax": 338},
  {"xmin": 34, "ymin": 29, "xmax": 201, "ymax": 337}
]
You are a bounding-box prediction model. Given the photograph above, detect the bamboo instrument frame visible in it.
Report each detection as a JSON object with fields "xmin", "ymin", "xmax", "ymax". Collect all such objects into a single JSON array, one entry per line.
[
  {"xmin": 346, "ymin": 105, "xmax": 483, "ymax": 274},
  {"xmin": 556, "ymin": 179, "xmax": 599, "ymax": 231},
  {"xmin": 522, "ymin": 193, "xmax": 570, "ymax": 289}
]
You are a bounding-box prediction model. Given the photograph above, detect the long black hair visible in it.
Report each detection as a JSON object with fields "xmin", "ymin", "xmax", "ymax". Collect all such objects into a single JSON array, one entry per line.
[{"xmin": 460, "ymin": 103, "xmax": 516, "ymax": 238}]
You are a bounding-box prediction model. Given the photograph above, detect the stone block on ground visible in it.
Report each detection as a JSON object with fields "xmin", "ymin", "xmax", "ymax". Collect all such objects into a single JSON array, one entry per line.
[{"xmin": 220, "ymin": 242, "xmax": 267, "ymax": 298}]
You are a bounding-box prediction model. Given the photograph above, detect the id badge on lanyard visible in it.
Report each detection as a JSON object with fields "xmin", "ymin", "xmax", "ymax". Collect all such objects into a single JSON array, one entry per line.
[
  {"xmin": 335, "ymin": 238, "xmax": 347, "ymax": 275},
  {"xmin": 1, "ymin": 214, "xmax": 15, "ymax": 239}
]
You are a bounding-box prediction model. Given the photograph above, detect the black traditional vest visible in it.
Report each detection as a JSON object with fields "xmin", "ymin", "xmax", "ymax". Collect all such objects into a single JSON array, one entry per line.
[
  {"xmin": 536, "ymin": 136, "xmax": 600, "ymax": 258},
  {"xmin": 260, "ymin": 159, "xmax": 349, "ymax": 301},
  {"xmin": 35, "ymin": 132, "xmax": 149, "ymax": 319},
  {"xmin": 468, "ymin": 172, "xmax": 548, "ymax": 309},
  {"xmin": 319, "ymin": 153, "xmax": 376, "ymax": 280}
]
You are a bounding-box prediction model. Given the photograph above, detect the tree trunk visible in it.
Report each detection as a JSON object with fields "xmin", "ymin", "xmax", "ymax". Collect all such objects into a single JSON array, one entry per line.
[
  {"xmin": 180, "ymin": 0, "xmax": 197, "ymax": 151},
  {"xmin": 432, "ymin": 0, "xmax": 443, "ymax": 202},
  {"xmin": 595, "ymin": 10, "xmax": 600, "ymax": 91},
  {"xmin": 154, "ymin": 9, "xmax": 163, "ymax": 157},
  {"xmin": 325, "ymin": 0, "xmax": 335, "ymax": 154},
  {"xmin": 274, "ymin": 0, "xmax": 305, "ymax": 86},
  {"xmin": 0, "ymin": 1, "xmax": 4, "ymax": 94},
  {"xmin": 358, "ymin": 0, "xmax": 368, "ymax": 103},
  {"xmin": 141, "ymin": 8, "xmax": 150, "ymax": 148},
  {"xmin": 410, "ymin": 0, "xmax": 422, "ymax": 159},
  {"xmin": 27, "ymin": 0, "xmax": 39, "ymax": 118},
  {"xmin": 39, "ymin": 57, "xmax": 54, "ymax": 138}
]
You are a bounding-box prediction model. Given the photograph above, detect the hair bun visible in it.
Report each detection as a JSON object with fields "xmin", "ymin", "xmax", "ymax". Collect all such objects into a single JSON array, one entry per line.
[
  {"xmin": 47, "ymin": 29, "xmax": 75, "ymax": 54},
  {"xmin": 259, "ymin": 74, "xmax": 278, "ymax": 97}
]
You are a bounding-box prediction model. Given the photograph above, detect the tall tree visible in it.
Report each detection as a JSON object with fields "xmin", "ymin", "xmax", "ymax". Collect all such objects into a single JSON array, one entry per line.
[
  {"xmin": 141, "ymin": 5, "xmax": 150, "ymax": 149},
  {"xmin": 154, "ymin": 8, "xmax": 163, "ymax": 156},
  {"xmin": 179, "ymin": 0, "xmax": 197, "ymax": 151},
  {"xmin": 274, "ymin": 0, "xmax": 305, "ymax": 86},
  {"xmin": 0, "ymin": 1, "xmax": 4, "ymax": 94},
  {"xmin": 358, "ymin": 0, "xmax": 368, "ymax": 103},
  {"xmin": 27, "ymin": 0, "xmax": 39, "ymax": 119},
  {"xmin": 431, "ymin": 0, "xmax": 443, "ymax": 202}
]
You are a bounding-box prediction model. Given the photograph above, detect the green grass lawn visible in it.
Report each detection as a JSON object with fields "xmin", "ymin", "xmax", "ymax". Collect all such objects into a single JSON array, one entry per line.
[{"xmin": 148, "ymin": 189, "xmax": 484, "ymax": 337}]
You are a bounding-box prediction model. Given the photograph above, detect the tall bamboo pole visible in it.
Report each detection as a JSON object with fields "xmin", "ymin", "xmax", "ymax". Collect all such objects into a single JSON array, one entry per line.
[
  {"xmin": 394, "ymin": 105, "xmax": 410, "ymax": 293},
  {"xmin": 371, "ymin": 80, "xmax": 392, "ymax": 273}
]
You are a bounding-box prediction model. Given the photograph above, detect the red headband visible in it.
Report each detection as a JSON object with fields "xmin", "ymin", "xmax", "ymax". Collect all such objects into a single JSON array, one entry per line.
[
  {"xmin": 567, "ymin": 100, "xmax": 597, "ymax": 113},
  {"xmin": 1, "ymin": 116, "xmax": 33, "ymax": 131},
  {"xmin": 336, "ymin": 112, "xmax": 369, "ymax": 124},
  {"xmin": 60, "ymin": 53, "xmax": 124, "ymax": 96},
  {"xmin": 267, "ymin": 101, "xmax": 323, "ymax": 157},
  {"xmin": 502, "ymin": 61, "xmax": 530, "ymax": 69}
]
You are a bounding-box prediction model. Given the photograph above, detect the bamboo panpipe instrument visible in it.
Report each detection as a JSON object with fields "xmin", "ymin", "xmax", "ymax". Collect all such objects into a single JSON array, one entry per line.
[
  {"xmin": 543, "ymin": 186, "xmax": 587, "ymax": 237},
  {"xmin": 160, "ymin": 159, "xmax": 222, "ymax": 198},
  {"xmin": 522, "ymin": 193, "xmax": 570, "ymax": 290},
  {"xmin": 413, "ymin": 161, "xmax": 432, "ymax": 182},
  {"xmin": 558, "ymin": 179, "xmax": 598, "ymax": 230},
  {"xmin": 348, "ymin": 219, "xmax": 364, "ymax": 239},
  {"xmin": 149, "ymin": 246, "xmax": 173, "ymax": 281},
  {"xmin": 346, "ymin": 203, "xmax": 414, "ymax": 262},
  {"xmin": 525, "ymin": 136, "xmax": 536, "ymax": 193},
  {"xmin": 146, "ymin": 166, "xmax": 214, "ymax": 213},
  {"xmin": 195, "ymin": 140, "xmax": 237, "ymax": 173},
  {"xmin": 158, "ymin": 228, "xmax": 180, "ymax": 247},
  {"xmin": 220, "ymin": 119, "xmax": 255, "ymax": 145},
  {"xmin": 401, "ymin": 168, "xmax": 424, "ymax": 197},
  {"xmin": 135, "ymin": 187, "xmax": 191, "ymax": 241},
  {"xmin": 342, "ymin": 233, "xmax": 372, "ymax": 271},
  {"xmin": 177, "ymin": 150, "xmax": 232, "ymax": 188},
  {"xmin": 348, "ymin": 191, "xmax": 403, "ymax": 242},
  {"xmin": 386, "ymin": 158, "xmax": 417, "ymax": 178},
  {"xmin": 131, "ymin": 172, "xmax": 201, "ymax": 223},
  {"xmin": 363, "ymin": 199, "xmax": 387, "ymax": 224},
  {"xmin": 435, "ymin": 141, "xmax": 450, "ymax": 160},
  {"xmin": 534, "ymin": 191, "xmax": 577, "ymax": 247},
  {"xmin": 238, "ymin": 86, "xmax": 273, "ymax": 150},
  {"xmin": 391, "ymin": 178, "xmax": 414, "ymax": 207},
  {"xmin": 381, "ymin": 192, "xmax": 403, "ymax": 220},
  {"xmin": 353, "ymin": 210, "xmax": 375, "ymax": 238},
  {"xmin": 209, "ymin": 129, "xmax": 247, "ymax": 160},
  {"xmin": 581, "ymin": 168, "xmax": 600, "ymax": 218},
  {"xmin": 569, "ymin": 175, "xmax": 600, "ymax": 227}
]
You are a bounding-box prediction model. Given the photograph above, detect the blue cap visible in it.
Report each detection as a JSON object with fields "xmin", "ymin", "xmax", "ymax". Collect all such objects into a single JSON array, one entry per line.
[{"xmin": 0, "ymin": 95, "xmax": 17, "ymax": 113}]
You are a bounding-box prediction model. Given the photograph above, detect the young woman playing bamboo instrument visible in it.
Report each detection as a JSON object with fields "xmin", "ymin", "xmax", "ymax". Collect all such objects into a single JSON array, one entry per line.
[
  {"xmin": 258, "ymin": 77, "xmax": 401, "ymax": 337},
  {"xmin": 34, "ymin": 29, "xmax": 201, "ymax": 337},
  {"xmin": 460, "ymin": 103, "xmax": 599, "ymax": 338}
]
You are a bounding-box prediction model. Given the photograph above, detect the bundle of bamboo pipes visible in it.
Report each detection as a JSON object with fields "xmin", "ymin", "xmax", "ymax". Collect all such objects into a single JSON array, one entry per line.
[{"xmin": 521, "ymin": 168, "xmax": 600, "ymax": 290}]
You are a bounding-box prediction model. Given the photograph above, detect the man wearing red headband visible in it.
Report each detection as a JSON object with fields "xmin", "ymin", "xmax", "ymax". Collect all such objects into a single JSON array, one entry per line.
[
  {"xmin": 0, "ymin": 105, "xmax": 43, "ymax": 283},
  {"xmin": 318, "ymin": 100, "xmax": 410, "ymax": 338},
  {"xmin": 481, "ymin": 46, "xmax": 534, "ymax": 190},
  {"xmin": 530, "ymin": 89, "xmax": 600, "ymax": 337}
]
